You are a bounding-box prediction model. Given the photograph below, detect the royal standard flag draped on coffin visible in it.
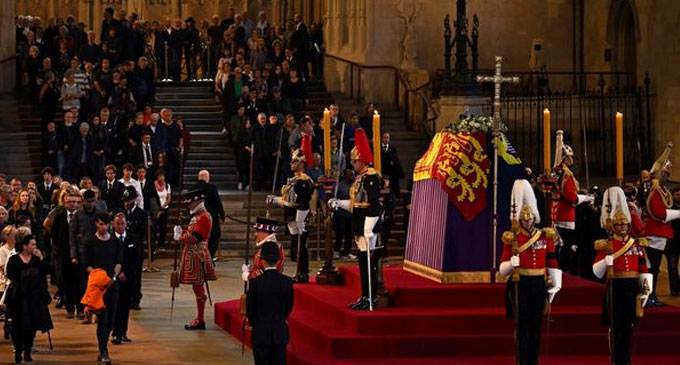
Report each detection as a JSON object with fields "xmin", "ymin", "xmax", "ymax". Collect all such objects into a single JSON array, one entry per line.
[{"xmin": 405, "ymin": 117, "xmax": 527, "ymax": 283}]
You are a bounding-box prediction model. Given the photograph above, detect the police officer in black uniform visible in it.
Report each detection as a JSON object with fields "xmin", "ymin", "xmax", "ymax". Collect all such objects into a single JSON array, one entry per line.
[
  {"xmin": 122, "ymin": 186, "xmax": 148, "ymax": 310},
  {"xmin": 267, "ymin": 138, "xmax": 314, "ymax": 283}
]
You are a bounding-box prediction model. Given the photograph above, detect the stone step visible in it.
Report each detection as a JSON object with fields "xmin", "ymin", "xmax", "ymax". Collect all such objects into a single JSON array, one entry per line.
[{"xmin": 154, "ymin": 104, "xmax": 222, "ymax": 112}]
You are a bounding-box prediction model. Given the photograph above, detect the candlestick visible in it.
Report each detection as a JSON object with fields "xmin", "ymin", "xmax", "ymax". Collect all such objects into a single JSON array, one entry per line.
[
  {"xmin": 616, "ymin": 112, "xmax": 623, "ymax": 184},
  {"xmin": 373, "ymin": 111, "xmax": 381, "ymax": 174},
  {"xmin": 323, "ymin": 108, "xmax": 331, "ymax": 176},
  {"xmin": 543, "ymin": 108, "xmax": 551, "ymax": 175}
]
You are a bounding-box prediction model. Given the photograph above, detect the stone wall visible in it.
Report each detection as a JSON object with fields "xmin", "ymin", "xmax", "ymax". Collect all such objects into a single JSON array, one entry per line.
[
  {"xmin": 627, "ymin": 0, "xmax": 680, "ymax": 176},
  {"xmin": 0, "ymin": 0, "xmax": 17, "ymax": 93},
  {"xmin": 321, "ymin": 0, "xmax": 680, "ymax": 177}
]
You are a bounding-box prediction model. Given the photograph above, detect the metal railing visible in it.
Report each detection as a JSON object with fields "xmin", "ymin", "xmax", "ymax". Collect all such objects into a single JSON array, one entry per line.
[
  {"xmin": 0, "ymin": 54, "xmax": 19, "ymax": 65},
  {"xmin": 490, "ymin": 73, "xmax": 654, "ymax": 179},
  {"xmin": 323, "ymin": 52, "xmax": 439, "ymax": 137}
]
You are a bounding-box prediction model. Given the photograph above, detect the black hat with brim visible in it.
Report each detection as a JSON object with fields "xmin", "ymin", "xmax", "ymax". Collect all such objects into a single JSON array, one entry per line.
[
  {"xmin": 181, "ymin": 186, "xmax": 205, "ymax": 204},
  {"xmin": 254, "ymin": 217, "xmax": 279, "ymax": 233}
]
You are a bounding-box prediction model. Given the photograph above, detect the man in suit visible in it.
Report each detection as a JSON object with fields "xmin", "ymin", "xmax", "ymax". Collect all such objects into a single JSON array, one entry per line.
[
  {"xmin": 146, "ymin": 113, "xmax": 167, "ymax": 155},
  {"xmin": 42, "ymin": 122, "xmax": 60, "ymax": 172},
  {"xmin": 51, "ymin": 189, "xmax": 85, "ymax": 318},
  {"xmin": 123, "ymin": 186, "xmax": 148, "ymax": 310},
  {"xmin": 246, "ymin": 241, "xmax": 294, "ymax": 365},
  {"xmin": 111, "ymin": 213, "xmax": 140, "ymax": 344},
  {"xmin": 131, "ymin": 132, "xmax": 155, "ymax": 173},
  {"xmin": 67, "ymin": 122, "xmax": 95, "ymax": 182},
  {"xmin": 37, "ymin": 167, "xmax": 57, "ymax": 214},
  {"xmin": 136, "ymin": 165, "xmax": 160, "ymax": 256},
  {"xmin": 98, "ymin": 165, "xmax": 125, "ymax": 214},
  {"xmin": 380, "ymin": 132, "xmax": 404, "ymax": 198},
  {"xmin": 197, "ymin": 170, "xmax": 225, "ymax": 259},
  {"xmin": 136, "ymin": 166, "xmax": 160, "ymax": 215},
  {"xmin": 168, "ymin": 19, "xmax": 183, "ymax": 81},
  {"xmin": 290, "ymin": 13, "xmax": 309, "ymax": 80}
]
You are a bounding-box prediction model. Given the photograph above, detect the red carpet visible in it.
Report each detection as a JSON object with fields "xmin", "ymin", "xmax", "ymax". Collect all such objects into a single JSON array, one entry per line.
[{"xmin": 215, "ymin": 266, "xmax": 680, "ymax": 364}]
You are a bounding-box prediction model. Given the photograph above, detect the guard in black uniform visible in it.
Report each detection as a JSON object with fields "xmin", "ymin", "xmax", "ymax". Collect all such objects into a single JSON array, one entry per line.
[
  {"xmin": 122, "ymin": 186, "xmax": 148, "ymax": 310},
  {"xmin": 330, "ymin": 128, "xmax": 381, "ymax": 310},
  {"xmin": 268, "ymin": 135, "xmax": 314, "ymax": 283}
]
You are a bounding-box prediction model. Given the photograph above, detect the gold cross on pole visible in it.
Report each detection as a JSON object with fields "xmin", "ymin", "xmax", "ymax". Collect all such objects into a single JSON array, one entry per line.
[
  {"xmin": 476, "ymin": 56, "xmax": 520, "ymax": 131},
  {"xmin": 475, "ymin": 56, "xmax": 520, "ymax": 278}
]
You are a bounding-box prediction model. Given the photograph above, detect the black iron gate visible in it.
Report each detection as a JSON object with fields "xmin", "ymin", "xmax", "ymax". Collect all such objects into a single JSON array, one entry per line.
[{"xmin": 489, "ymin": 73, "xmax": 654, "ymax": 179}]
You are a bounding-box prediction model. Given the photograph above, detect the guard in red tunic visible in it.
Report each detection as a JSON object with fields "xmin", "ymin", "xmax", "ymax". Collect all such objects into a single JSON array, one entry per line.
[
  {"xmin": 242, "ymin": 217, "xmax": 285, "ymax": 281},
  {"xmin": 642, "ymin": 142, "xmax": 680, "ymax": 306},
  {"xmin": 173, "ymin": 187, "xmax": 217, "ymax": 330},
  {"xmin": 500, "ymin": 179, "xmax": 562, "ymax": 365},
  {"xmin": 551, "ymin": 130, "xmax": 593, "ymax": 272},
  {"xmin": 593, "ymin": 186, "xmax": 652, "ymax": 365}
]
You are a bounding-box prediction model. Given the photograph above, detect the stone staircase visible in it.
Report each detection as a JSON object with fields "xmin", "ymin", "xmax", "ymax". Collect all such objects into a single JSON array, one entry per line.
[
  {"xmin": 0, "ymin": 94, "xmax": 44, "ymax": 182},
  {"xmin": 154, "ymin": 83, "xmax": 238, "ymax": 191},
  {"xmin": 332, "ymin": 95, "xmax": 429, "ymax": 193},
  {"xmin": 155, "ymin": 81, "xmax": 423, "ymax": 259}
]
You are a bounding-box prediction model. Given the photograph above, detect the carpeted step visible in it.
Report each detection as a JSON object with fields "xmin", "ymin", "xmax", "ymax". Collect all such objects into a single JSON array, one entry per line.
[{"xmin": 215, "ymin": 266, "xmax": 680, "ymax": 363}]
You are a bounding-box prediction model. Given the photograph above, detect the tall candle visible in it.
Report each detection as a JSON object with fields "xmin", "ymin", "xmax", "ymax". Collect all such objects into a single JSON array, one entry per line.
[
  {"xmin": 543, "ymin": 108, "xmax": 551, "ymax": 175},
  {"xmin": 323, "ymin": 108, "xmax": 331, "ymax": 176},
  {"xmin": 616, "ymin": 112, "xmax": 623, "ymax": 183},
  {"xmin": 373, "ymin": 111, "xmax": 381, "ymax": 174}
]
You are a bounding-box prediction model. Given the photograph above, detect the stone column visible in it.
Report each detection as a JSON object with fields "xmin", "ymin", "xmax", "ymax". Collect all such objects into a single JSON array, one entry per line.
[
  {"xmin": 347, "ymin": 0, "xmax": 357, "ymax": 54},
  {"xmin": 356, "ymin": 0, "xmax": 366, "ymax": 57},
  {"xmin": 0, "ymin": 0, "xmax": 17, "ymax": 93}
]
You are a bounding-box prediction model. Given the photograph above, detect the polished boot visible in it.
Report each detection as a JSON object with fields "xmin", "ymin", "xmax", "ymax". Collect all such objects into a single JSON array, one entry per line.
[
  {"xmin": 348, "ymin": 297, "xmax": 368, "ymax": 310},
  {"xmin": 293, "ymin": 273, "xmax": 309, "ymax": 283},
  {"xmin": 184, "ymin": 320, "xmax": 206, "ymax": 330}
]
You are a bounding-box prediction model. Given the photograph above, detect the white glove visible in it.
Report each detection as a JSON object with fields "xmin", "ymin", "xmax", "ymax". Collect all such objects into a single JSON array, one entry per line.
[
  {"xmin": 639, "ymin": 272, "xmax": 653, "ymax": 307},
  {"xmin": 577, "ymin": 194, "xmax": 594, "ymax": 205},
  {"xmin": 266, "ymin": 195, "xmax": 275, "ymax": 205},
  {"xmin": 665, "ymin": 209, "xmax": 680, "ymax": 223},
  {"xmin": 499, "ymin": 261, "xmax": 514, "ymax": 277},
  {"xmin": 296, "ymin": 210, "xmax": 309, "ymax": 233},
  {"xmin": 592, "ymin": 259, "xmax": 607, "ymax": 279},
  {"xmin": 287, "ymin": 221, "xmax": 299, "ymax": 235},
  {"xmin": 547, "ymin": 268, "xmax": 563, "ymax": 303},
  {"xmin": 329, "ymin": 199, "xmax": 351, "ymax": 212},
  {"xmin": 364, "ymin": 216, "xmax": 379, "ymax": 241},
  {"xmin": 173, "ymin": 225, "xmax": 183, "ymax": 241},
  {"xmin": 605, "ymin": 255, "xmax": 614, "ymax": 266},
  {"xmin": 510, "ymin": 255, "xmax": 520, "ymax": 268},
  {"xmin": 241, "ymin": 264, "xmax": 251, "ymax": 281},
  {"xmin": 571, "ymin": 244, "xmax": 578, "ymax": 252}
]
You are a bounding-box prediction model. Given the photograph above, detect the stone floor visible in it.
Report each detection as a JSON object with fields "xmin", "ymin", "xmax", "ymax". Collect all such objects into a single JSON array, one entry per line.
[
  {"xmin": 0, "ymin": 258, "xmax": 328, "ymax": 365},
  {"xmin": 0, "ymin": 256, "xmax": 678, "ymax": 364}
]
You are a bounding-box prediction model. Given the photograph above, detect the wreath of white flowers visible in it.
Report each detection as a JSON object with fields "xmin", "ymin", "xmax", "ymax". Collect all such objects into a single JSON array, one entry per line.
[{"xmin": 448, "ymin": 116, "xmax": 508, "ymax": 134}]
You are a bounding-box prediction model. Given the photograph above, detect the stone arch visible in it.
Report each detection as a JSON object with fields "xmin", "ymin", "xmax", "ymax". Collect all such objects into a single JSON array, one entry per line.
[{"xmin": 606, "ymin": 0, "xmax": 639, "ymax": 88}]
